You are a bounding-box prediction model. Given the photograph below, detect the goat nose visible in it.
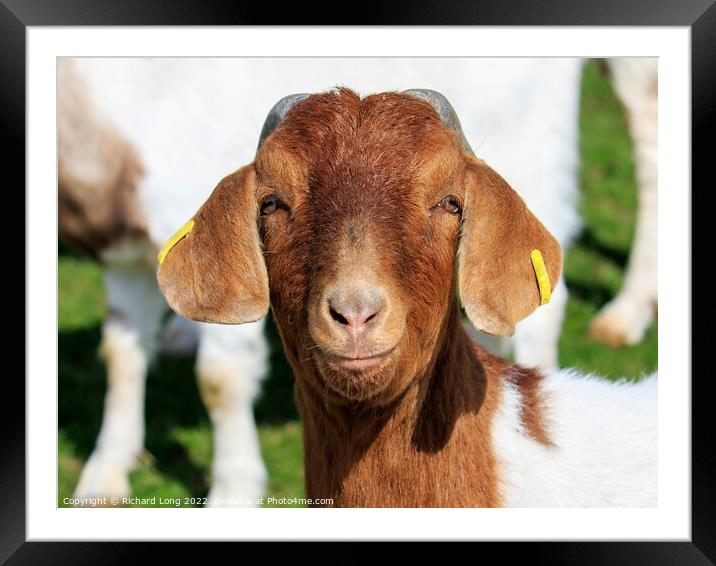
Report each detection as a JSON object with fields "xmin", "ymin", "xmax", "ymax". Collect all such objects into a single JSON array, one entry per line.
[{"xmin": 327, "ymin": 287, "xmax": 385, "ymax": 335}]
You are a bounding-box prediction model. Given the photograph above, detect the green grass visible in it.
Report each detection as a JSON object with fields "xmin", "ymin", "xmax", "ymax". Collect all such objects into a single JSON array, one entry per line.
[{"xmin": 58, "ymin": 59, "xmax": 657, "ymax": 508}]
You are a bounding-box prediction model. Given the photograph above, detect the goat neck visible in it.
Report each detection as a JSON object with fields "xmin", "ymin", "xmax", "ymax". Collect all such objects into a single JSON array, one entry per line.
[{"xmin": 294, "ymin": 299, "xmax": 507, "ymax": 507}]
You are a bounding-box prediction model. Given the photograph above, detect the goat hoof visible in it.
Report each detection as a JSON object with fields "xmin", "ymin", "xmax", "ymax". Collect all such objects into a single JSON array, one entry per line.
[
  {"xmin": 588, "ymin": 298, "xmax": 655, "ymax": 347},
  {"xmin": 205, "ymin": 465, "xmax": 267, "ymax": 508},
  {"xmin": 73, "ymin": 453, "xmax": 132, "ymax": 505}
]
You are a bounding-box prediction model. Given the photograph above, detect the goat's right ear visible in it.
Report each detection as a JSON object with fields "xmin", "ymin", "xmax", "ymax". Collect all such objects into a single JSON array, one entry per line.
[{"xmin": 157, "ymin": 164, "xmax": 269, "ymax": 324}]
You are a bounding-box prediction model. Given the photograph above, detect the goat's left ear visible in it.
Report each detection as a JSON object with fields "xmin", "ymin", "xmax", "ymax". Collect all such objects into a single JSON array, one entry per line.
[
  {"xmin": 157, "ymin": 164, "xmax": 269, "ymax": 324},
  {"xmin": 458, "ymin": 159, "xmax": 562, "ymax": 336}
]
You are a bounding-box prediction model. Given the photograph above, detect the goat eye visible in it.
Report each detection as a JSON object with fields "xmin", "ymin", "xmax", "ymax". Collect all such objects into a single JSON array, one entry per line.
[
  {"xmin": 260, "ymin": 195, "xmax": 284, "ymax": 216},
  {"xmin": 436, "ymin": 196, "xmax": 461, "ymax": 214}
]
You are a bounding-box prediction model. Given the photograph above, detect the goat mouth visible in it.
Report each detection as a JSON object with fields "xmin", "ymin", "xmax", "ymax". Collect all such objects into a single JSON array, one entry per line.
[{"xmin": 322, "ymin": 349, "xmax": 395, "ymax": 372}]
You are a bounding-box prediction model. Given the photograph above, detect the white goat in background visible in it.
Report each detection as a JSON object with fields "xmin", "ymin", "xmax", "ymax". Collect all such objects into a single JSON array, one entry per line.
[{"xmin": 58, "ymin": 57, "xmax": 657, "ymax": 506}]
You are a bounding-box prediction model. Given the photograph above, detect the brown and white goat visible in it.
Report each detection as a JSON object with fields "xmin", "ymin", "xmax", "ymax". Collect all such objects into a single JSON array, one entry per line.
[{"xmin": 157, "ymin": 88, "xmax": 657, "ymax": 507}]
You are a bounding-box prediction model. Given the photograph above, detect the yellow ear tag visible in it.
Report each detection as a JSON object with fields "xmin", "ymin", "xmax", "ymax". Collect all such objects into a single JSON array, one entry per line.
[
  {"xmin": 157, "ymin": 219, "xmax": 195, "ymax": 265},
  {"xmin": 530, "ymin": 249, "xmax": 551, "ymax": 306}
]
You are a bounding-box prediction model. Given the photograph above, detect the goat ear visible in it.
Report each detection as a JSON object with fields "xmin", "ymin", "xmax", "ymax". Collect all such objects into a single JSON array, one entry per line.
[
  {"xmin": 457, "ymin": 159, "xmax": 562, "ymax": 336},
  {"xmin": 157, "ymin": 164, "xmax": 269, "ymax": 324}
]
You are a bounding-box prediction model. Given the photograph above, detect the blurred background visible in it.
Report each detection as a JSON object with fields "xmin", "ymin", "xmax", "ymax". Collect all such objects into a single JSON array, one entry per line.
[{"xmin": 58, "ymin": 59, "xmax": 657, "ymax": 507}]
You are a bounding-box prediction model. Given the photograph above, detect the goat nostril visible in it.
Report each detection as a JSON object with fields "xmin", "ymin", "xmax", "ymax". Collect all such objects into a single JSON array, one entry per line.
[
  {"xmin": 365, "ymin": 312, "xmax": 378, "ymax": 323},
  {"xmin": 329, "ymin": 306, "xmax": 350, "ymax": 326}
]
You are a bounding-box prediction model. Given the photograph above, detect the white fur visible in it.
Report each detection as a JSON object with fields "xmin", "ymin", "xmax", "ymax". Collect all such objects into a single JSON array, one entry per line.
[
  {"xmin": 195, "ymin": 322, "xmax": 268, "ymax": 507},
  {"xmin": 493, "ymin": 370, "xmax": 657, "ymax": 507}
]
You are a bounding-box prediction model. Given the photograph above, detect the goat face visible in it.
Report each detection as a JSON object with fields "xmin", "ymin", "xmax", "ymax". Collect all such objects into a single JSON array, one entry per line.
[{"xmin": 158, "ymin": 88, "xmax": 562, "ymax": 404}]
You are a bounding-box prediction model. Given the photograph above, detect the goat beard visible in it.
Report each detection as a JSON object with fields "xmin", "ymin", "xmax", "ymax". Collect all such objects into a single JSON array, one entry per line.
[
  {"xmin": 309, "ymin": 351, "xmax": 399, "ymax": 404},
  {"xmin": 299, "ymin": 331, "xmax": 435, "ymax": 407}
]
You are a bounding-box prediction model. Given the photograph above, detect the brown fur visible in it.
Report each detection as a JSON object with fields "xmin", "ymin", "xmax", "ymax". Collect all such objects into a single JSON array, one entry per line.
[
  {"xmin": 297, "ymin": 312, "xmax": 513, "ymax": 507},
  {"xmin": 458, "ymin": 160, "xmax": 562, "ymax": 336},
  {"xmin": 58, "ymin": 59, "xmax": 148, "ymax": 261},
  {"xmin": 157, "ymin": 88, "xmax": 563, "ymax": 507},
  {"xmin": 157, "ymin": 166, "xmax": 269, "ymax": 324},
  {"xmin": 504, "ymin": 366, "xmax": 553, "ymax": 446}
]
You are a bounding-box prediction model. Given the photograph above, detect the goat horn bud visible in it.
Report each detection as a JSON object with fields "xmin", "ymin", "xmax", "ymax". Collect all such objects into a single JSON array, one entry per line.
[
  {"xmin": 257, "ymin": 93, "xmax": 310, "ymax": 150},
  {"xmin": 403, "ymin": 89, "xmax": 474, "ymax": 156}
]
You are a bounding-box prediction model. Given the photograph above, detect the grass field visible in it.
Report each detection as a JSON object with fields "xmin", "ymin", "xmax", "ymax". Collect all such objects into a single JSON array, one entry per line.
[{"xmin": 58, "ymin": 60, "xmax": 657, "ymax": 507}]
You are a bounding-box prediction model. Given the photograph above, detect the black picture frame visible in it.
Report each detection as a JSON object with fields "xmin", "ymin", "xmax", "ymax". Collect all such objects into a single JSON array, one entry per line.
[{"xmin": 12, "ymin": 0, "xmax": 708, "ymax": 561}]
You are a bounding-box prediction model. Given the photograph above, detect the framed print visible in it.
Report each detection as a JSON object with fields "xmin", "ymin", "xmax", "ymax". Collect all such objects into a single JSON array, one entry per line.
[{"xmin": 12, "ymin": 0, "xmax": 709, "ymax": 561}]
